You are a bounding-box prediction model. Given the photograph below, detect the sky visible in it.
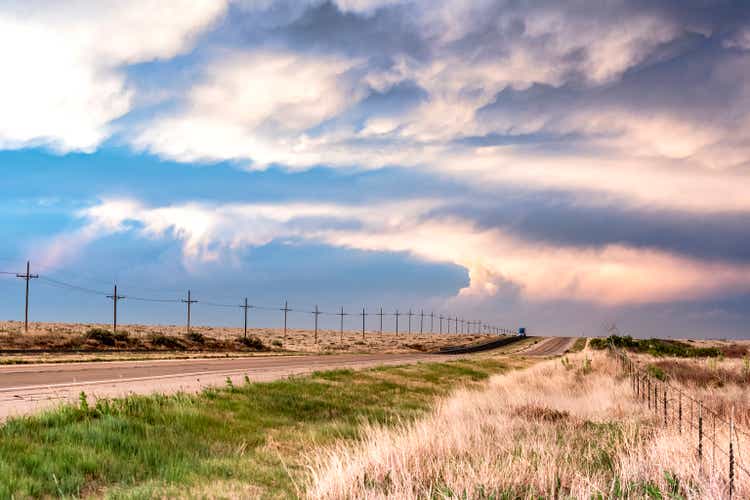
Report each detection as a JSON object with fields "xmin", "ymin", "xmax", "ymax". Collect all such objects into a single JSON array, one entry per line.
[{"xmin": 1, "ymin": 0, "xmax": 750, "ymax": 338}]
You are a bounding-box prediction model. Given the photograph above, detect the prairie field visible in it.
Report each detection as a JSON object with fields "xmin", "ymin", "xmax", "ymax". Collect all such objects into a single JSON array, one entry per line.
[
  {"xmin": 0, "ymin": 320, "xmax": 503, "ymax": 362},
  {"xmin": 0, "ymin": 331, "xmax": 746, "ymax": 498},
  {"xmin": 308, "ymin": 350, "xmax": 750, "ymax": 499}
]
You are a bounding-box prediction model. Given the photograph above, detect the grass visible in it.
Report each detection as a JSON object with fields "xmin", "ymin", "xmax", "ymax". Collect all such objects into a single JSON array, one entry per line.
[
  {"xmin": 308, "ymin": 352, "xmax": 742, "ymax": 498},
  {"xmin": 567, "ymin": 337, "xmax": 587, "ymax": 353},
  {"xmin": 0, "ymin": 357, "xmax": 511, "ymax": 498},
  {"xmin": 589, "ymin": 334, "xmax": 722, "ymax": 357}
]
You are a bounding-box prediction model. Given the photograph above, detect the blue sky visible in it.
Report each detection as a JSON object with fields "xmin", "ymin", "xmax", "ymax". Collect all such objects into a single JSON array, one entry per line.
[{"xmin": 1, "ymin": 1, "xmax": 750, "ymax": 337}]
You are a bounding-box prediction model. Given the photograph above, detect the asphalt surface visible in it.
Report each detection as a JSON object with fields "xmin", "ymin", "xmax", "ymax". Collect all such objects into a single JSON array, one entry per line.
[
  {"xmin": 0, "ymin": 337, "xmax": 575, "ymax": 420},
  {"xmin": 0, "ymin": 353, "xmax": 442, "ymax": 420},
  {"xmin": 521, "ymin": 336, "xmax": 576, "ymax": 356}
]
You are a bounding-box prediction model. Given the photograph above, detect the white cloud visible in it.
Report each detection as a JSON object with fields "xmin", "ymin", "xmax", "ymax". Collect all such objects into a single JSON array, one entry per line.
[
  {"xmin": 131, "ymin": 49, "xmax": 365, "ymax": 164},
  {"xmin": 0, "ymin": 0, "xmax": 227, "ymax": 152},
  {"xmin": 44, "ymin": 198, "xmax": 750, "ymax": 306}
]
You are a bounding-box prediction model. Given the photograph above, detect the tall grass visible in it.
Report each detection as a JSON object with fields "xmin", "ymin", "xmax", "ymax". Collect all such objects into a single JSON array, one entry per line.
[{"xmin": 307, "ymin": 352, "xmax": 744, "ymax": 498}]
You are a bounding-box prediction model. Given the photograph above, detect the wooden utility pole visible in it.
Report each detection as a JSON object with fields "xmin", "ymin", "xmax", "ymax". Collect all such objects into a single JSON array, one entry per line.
[
  {"xmin": 407, "ymin": 309, "xmax": 413, "ymax": 334},
  {"xmin": 378, "ymin": 307, "xmax": 383, "ymax": 334},
  {"xmin": 439, "ymin": 314, "xmax": 443, "ymax": 334},
  {"xmin": 430, "ymin": 312, "xmax": 434, "ymax": 333},
  {"xmin": 106, "ymin": 285, "xmax": 125, "ymax": 333},
  {"xmin": 454, "ymin": 316, "xmax": 459, "ymax": 334},
  {"xmin": 338, "ymin": 306, "xmax": 346, "ymax": 342},
  {"xmin": 181, "ymin": 290, "xmax": 198, "ymax": 334},
  {"xmin": 282, "ymin": 300, "xmax": 290, "ymax": 335},
  {"xmin": 395, "ymin": 309, "xmax": 400, "ymax": 335},
  {"xmin": 313, "ymin": 305, "xmax": 321, "ymax": 344},
  {"xmin": 360, "ymin": 307, "xmax": 366, "ymax": 340},
  {"xmin": 240, "ymin": 298, "xmax": 251, "ymax": 339},
  {"xmin": 16, "ymin": 261, "xmax": 38, "ymax": 333},
  {"xmin": 419, "ymin": 310, "xmax": 424, "ymax": 334}
]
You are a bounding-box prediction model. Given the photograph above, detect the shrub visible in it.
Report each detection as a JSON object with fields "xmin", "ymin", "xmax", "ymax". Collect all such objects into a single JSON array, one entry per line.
[
  {"xmin": 84, "ymin": 328, "xmax": 127, "ymax": 346},
  {"xmin": 237, "ymin": 335, "xmax": 268, "ymax": 351},
  {"xmin": 271, "ymin": 339, "xmax": 283, "ymax": 348},
  {"xmin": 150, "ymin": 334, "xmax": 185, "ymax": 350},
  {"xmin": 589, "ymin": 335, "xmax": 721, "ymax": 358},
  {"xmin": 185, "ymin": 331, "xmax": 205, "ymax": 344},
  {"xmin": 647, "ymin": 364, "xmax": 667, "ymax": 381}
]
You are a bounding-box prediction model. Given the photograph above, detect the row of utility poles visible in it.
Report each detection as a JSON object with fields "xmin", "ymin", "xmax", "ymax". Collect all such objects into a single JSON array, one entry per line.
[{"xmin": 5, "ymin": 261, "xmax": 516, "ymax": 340}]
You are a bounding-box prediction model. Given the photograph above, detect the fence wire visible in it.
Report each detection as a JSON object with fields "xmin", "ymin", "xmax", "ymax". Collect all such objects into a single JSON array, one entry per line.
[{"xmin": 614, "ymin": 349, "xmax": 749, "ymax": 498}]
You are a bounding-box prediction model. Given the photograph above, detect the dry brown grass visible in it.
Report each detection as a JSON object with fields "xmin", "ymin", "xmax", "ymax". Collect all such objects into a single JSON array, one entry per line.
[
  {"xmin": 634, "ymin": 354, "xmax": 750, "ymax": 429},
  {"xmin": 0, "ymin": 320, "xmax": 498, "ymax": 357},
  {"xmin": 306, "ymin": 352, "xmax": 748, "ymax": 499}
]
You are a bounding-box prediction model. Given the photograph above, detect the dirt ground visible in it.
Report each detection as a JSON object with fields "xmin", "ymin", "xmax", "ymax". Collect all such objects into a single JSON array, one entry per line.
[{"xmin": 0, "ymin": 320, "xmax": 502, "ymax": 363}]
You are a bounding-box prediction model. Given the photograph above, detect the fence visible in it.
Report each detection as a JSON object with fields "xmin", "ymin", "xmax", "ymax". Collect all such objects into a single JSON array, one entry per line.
[
  {"xmin": 613, "ymin": 349, "xmax": 750, "ymax": 498},
  {"xmin": 0, "ymin": 261, "xmax": 518, "ymax": 340}
]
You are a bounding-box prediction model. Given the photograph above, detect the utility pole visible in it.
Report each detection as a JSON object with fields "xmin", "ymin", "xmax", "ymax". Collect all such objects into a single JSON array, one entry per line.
[
  {"xmin": 395, "ymin": 310, "xmax": 400, "ymax": 335},
  {"xmin": 182, "ymin": 290, "xmax": 198, "ymax": 335},
  {"xmin": 439, "ymin": 314, "xmax": 443, "ymax": 334},
  {"xmin": 240, "ymin": 298, "xmax": 251, "ymax": 339},
  {"xmin": 106, "ymin": 285, "xmax": 125, "ymax": 333},
  {"xmin": 454, "ymin": 316, "xmax": 459, "ymax": 335},
  {"xmin": 430, "ymin": 312, "xmax": 434, "ymax": 333},
  {"xmin": 338, "ymin": 306, "xmax": 346, "ymax": 342},
  {"xmin": 408, "ymin": 309, "xmax": 413, "ymax": 334},
  {"xmin": 360, "ymin": 307, "xmax": 366, "ymax": 340},
  {"xmin": 282, "ymin": 300, "xmax": 290, "ymax": 335},
  {"xmin": 16, "ymin": 261, "xmax": 38, "ymax": 333},
  {"xmin": 313, "ymin": 305, "xmax": 321, "ymax": 344},
  {"xmin": 378, "ymin": 307, "xmax": 383, "ymax": 334},
  {"xmin": 419, "ymin": 310, "xmax": 424, "ymax": 334}
]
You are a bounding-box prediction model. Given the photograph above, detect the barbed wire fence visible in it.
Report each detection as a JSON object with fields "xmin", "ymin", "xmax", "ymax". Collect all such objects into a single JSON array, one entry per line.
[
  {"xmin": 0, "ymin": 261, "xmax": 519, "ymax": 341},
  {"xmin": 613, "ymin": 348, "xmax": 749, "ymax": 499}
]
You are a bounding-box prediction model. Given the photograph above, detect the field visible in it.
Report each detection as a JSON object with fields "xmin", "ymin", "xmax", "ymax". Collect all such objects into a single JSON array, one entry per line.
[
  {"xmin": 308, "ymin": 350, "xmax": 750, "ymax": 498},
  {"xmin": 1, "ymin": 332, "xmax": 747, "ymax": 498},
  {"xmin": 0, "ymin": 320, "xmax": 502, "ymax": 364}
]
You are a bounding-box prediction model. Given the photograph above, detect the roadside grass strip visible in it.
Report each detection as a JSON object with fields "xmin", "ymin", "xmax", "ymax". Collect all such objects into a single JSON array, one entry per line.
[{"xmin": 0, "ymin": 358, "xmax": 510, "ymax": 498}]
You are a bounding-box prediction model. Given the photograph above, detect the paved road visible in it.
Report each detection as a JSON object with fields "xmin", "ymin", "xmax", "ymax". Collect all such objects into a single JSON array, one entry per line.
[
  {"xmin": 521, "ymin": 336, "xmax": 576, "ymax": 356},
  {"xmin": 0, "ymin": 353, "xmax": 444, "ymax": 420}
]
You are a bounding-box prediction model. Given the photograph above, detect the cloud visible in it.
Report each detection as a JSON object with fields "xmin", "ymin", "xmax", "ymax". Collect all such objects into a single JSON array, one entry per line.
[
  {"xmin": 131, "ymin": 49, "xmax": 366, "ymax": 164},
  {"xmin": 0, "ymin": 0, "xmax": 227, "ymax": 152},
  {"xmin": 50, "ymin": 198, "xmax": 750, "ymax": 306},
  {"xmin": 119, "ymin": 1, "xmax": 750, "ymax": 214}
]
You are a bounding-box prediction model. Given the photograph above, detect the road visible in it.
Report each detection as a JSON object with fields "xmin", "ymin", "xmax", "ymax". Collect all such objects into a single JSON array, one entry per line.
[
  {"xmin": 520, "ymin": 336, "xmax": 576, "ymax": 356},
  {"xmin": 0, "ymin": 353, "xmax": 444, "ymax": 420}
]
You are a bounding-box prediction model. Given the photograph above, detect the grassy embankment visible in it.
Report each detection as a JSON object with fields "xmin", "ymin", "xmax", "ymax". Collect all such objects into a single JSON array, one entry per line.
[
  {"xmin": 0, "ymin": 357, "xmax": 512, "ymax": 498},
  {"xmin": 589, "ymin": 334, "xmax": 726, "ymax": 358},
  {"xmin": 309, "ymin": 352, "xmax": 746, "ymax": 498}
]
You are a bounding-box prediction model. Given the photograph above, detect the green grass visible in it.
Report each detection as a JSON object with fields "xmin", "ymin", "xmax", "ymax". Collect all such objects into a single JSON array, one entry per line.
[
  {"xmin": 0, "ymin": 357, "xmax": 509, "ymax": 498},
  {"xmin": 567, "ymin": 337, "xmax": 587, "ymax": 353}
]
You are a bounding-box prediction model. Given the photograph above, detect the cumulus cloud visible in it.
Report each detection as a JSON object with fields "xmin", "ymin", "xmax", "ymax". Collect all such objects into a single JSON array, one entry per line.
[
  {"xmin": 0, "ymin": 0, "xmax": 226, "ymax": 152},
  {"xmin": 131, "ymin": 49, "xmax": 366, "ymax": 164},
  {"xmin": 52, "ymin": 198, "xmax": 750, "ymax": 306},
  {"xmin": 121, "ymin": 0, "xmax": 750, "ymax": 214}
]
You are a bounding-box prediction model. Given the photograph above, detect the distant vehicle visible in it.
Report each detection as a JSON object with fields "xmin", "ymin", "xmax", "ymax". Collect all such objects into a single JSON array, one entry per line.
[{"xmin": 518, "ymin": 327, "xmax": 526, "ymax": 337}]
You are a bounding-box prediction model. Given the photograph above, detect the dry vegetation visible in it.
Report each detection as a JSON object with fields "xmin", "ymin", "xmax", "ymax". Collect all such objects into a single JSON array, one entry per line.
[
  {"xmin": 637, "ymin": 354, "xmax": 750, "ymax": 427},
  {"xmin": 307, "ymin": 351, "xmax": 749, "ymax": 499},
  {"xmin": 0, "ymin": 320, "xmax": 500, "ymax": 360}
]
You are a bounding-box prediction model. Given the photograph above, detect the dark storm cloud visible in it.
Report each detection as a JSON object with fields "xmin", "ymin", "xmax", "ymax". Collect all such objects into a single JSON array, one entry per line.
[{"xmin": 434, "ymin": 193, "xmax": 750, "ymax": 264}]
